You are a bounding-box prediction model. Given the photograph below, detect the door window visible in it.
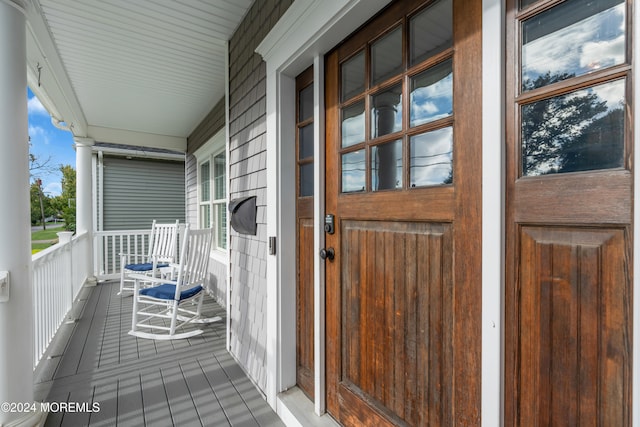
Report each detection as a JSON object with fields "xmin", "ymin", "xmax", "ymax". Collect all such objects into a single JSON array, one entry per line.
[
  {"xmin": 338, "ymin": 0, "xmax": 454, "ymax": 193},
  {"xmin": 518, "ymin": 0, "xmax": 627, "ymax": 177}
]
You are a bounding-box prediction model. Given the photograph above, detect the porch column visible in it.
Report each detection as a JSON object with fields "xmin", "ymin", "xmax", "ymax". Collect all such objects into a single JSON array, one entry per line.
[
  {"xmin": 0, "ymin": 0, "xmax": 40, "ymax": 425},
  {"xmin": 74, "ymin": 137, "xmax": 95, "ymax": 280}
]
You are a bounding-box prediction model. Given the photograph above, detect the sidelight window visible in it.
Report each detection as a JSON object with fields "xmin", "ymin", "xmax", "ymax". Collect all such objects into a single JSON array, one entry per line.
[{"xmin": 517, "ymin": 0, "xmax": 628, "ymax": 177}]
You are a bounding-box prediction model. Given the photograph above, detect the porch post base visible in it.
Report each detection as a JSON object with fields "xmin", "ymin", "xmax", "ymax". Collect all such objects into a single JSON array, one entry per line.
[{"xmin": 84, "ymin": 276, "xmax": 98, "ymax": 287}]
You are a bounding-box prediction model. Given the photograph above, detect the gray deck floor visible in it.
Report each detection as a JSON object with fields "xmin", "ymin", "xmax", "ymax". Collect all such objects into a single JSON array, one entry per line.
[{"xmin": 34, "ymin": 280, "xmax": 284, "ymax": 427}]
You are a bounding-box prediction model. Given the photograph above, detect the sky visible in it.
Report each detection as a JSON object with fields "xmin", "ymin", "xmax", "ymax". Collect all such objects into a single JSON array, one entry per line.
[{"xmin": 27, "ymin": 88, "xmax": 76, "ymax": 196}]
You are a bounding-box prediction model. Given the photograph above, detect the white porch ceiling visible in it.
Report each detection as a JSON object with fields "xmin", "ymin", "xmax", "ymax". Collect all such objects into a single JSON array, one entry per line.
[{"xmin": 25, "ymin": 0, "xmax": 253, "ymax": 150}]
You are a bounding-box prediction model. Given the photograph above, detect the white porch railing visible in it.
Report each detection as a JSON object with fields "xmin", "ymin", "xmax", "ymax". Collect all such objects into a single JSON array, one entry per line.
[
  {"xmin": 32, "ymin": 231, "xmax": 91, "ymax": 367},
  {"xmin": 93, "ymin": 229, "xmax": 152, "ymax": 280},
  {"xmin": 31, "ymin": 226, "xmax": 186, "ymax": 368},
  {"xmin": 93, "ymin": 226, "xmax": 185, "ymax": 280}
]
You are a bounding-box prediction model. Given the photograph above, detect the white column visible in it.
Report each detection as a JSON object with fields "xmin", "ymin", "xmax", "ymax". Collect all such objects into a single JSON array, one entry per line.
[
  {"xmin": 74, "ymin": 137, "xmax": 95, "ymax": 282},
  {"xmin": 0, "ymin": 1, "xmax": 41, "ymax": 425}
]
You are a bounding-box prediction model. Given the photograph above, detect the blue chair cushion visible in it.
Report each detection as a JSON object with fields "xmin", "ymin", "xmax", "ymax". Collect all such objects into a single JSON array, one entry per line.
[
  {"xmin": 139, "ymin": 284, "xmax": 203, "ymax": 301},
  {"xmin": 125, "ymin": 262, "xmax": 169, "ymax": 271}
]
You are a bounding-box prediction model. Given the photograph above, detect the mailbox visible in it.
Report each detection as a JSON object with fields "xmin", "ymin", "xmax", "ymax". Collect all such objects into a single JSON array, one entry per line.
[{"xmin": 229, "ymin": 196, "xmax": 257, "ymax": 235}]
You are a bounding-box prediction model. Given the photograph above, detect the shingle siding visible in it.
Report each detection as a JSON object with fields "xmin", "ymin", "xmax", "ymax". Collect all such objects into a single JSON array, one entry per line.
[
  {"xmin": 188, "ymin": 97, "xmax": 225, "ymax": 153},
  {"xmin": 185, "ymin": 154, "xmax": 198, "ymax": 227},
  {"xmin": 185, "ymin": 0, "xmax": 292, "ymax": 395},
  {"xmin": 226, "ymin": 0, "xmax": 293, "ymax": 393}
]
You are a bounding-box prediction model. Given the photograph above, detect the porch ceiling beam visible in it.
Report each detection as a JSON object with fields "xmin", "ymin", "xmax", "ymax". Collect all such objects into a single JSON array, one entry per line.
[{"xmin": 87, "ymin": 125, "xmax": 186, "ymax": 152}]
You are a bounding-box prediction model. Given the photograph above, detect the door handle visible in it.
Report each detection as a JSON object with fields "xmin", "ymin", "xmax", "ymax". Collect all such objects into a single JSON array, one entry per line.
[{"xmin": 319, "ymin": 247, "xmax": 335, "ymax": 261}]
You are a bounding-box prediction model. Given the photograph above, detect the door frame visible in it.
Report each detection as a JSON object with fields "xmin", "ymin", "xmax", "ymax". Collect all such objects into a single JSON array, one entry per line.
[
  {"xmin": 481, "ymin": 1, "xmax": 504, "ymax": 426},
  {"xmin": 257, "ymin": 0, "xmax": 394, "ymax": 417},
  {"xmin": 256, "ymin": 0, "xmax": 640, "ymax": 425}
]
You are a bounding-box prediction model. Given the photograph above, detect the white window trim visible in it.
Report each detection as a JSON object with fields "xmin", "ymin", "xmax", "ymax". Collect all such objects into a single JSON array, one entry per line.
[{"xmin": 194, "ymin": 129, "xmax": 228, "ymax": 263}]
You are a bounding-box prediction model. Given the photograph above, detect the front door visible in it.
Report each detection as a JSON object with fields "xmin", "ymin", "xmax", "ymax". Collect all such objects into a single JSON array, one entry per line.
[
  {"xmin": 325, "ymin": 0, "xmax": 482, "ymax": 425},
  {"xmin": 505, "ymin": 0, "xmax": 633, "ymax": 424}
]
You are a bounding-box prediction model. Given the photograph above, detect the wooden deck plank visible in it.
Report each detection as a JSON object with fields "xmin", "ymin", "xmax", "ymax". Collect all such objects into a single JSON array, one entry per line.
[
  {"xmin": 216, "ymin": 352, "xmax": 279, "ymax": 426},
  {"xmin": 88, "ymin": 381, "xmax": 117, "ymax": 427},
  {"xmin": 76, "ymin": 285, "xmax": 110, "ymax": 374},
  {"xmin": 161, "ymin": 364, "xmax": 202, "ymax": 426},
  {"xmin": 117, "ymin": 374, "xmax": 145, "ymax": 427},
  {"xmin": 181, "ymin": 358, "xmax": 230, "ymax": 426},
  {"xmin": 199, "ymin": 353, "xmax": 260, "ymax": 426},
  {"xmin": 53, "ymin": 285, "xmax": 101, "ymax": 379},
  {"xmin": 140, "ymin": 369, "xmax": 173, "ymax": 427},
  {"xmin": 36, "ymin": 280, "xmax": 282, "ymax": 427},
  {"xmin": 43, "ymin": 391, "xmax": 67, "ymax": 427}
]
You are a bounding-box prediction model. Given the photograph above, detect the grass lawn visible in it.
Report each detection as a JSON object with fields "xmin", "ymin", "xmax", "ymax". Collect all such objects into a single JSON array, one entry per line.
[
  {"xmin": 32, "ymin": 224, "xmax": 67, "ymax": 254},
  {"xmin": 31, "ymin": 228, "xmax": 64, "ymax": 241},
  {"xmin": 32, "ymin": 242, "xmax": 55, "ymax": 254}
]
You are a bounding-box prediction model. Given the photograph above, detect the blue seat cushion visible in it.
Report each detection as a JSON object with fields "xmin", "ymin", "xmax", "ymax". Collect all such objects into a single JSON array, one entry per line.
[
  {"xmin": 125, "ymin": 262, "xmax": 169, "ymax": 271},
  {"xmin": 139, "ymin": 284, "xmax": 203, "ymax": 301}
]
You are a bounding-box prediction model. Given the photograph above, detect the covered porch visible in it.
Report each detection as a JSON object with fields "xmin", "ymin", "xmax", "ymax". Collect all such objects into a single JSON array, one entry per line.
[
  {"xmin": 0, "ymin": 0, "xmax": 276, "ymax": 425},
  {"xmin": 33, "ymin": 279, "xmax": 282, "ymax": 427}
]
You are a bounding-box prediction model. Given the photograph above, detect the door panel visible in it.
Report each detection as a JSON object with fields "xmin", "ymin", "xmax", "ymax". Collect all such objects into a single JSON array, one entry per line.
[
  {"xmin": 325, "ymin": 0, "xmax": 482, "ymax": 425},
  {"xmin": 505, "ymin": 0, "xmax": 633, "ymax": 424},
  {"xmin": 296, "ymin": 66, "xmax": 315, "ymax": 400},
  {"xmin": 517, "ymin": 226, "xmax": 629, "ymax": 425},
  {"xmin": 339, "ymin": 220, "xmax": 453, "ymax": 426},
  {"xmin": 297, "ymin": 215, "xmax": 314, "ymax": 397}
]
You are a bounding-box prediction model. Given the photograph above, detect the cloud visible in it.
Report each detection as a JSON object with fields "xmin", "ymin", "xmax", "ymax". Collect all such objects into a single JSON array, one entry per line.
[
  {"xmin": 522, "ymin": 4, "xmax": 625, "ymax": 83},
  {"xmin": 29, "ymin": 125, "xmax": 50, "ymax": 145},
  {"xmin": 44, "ymin": 182, "xmax": 62, "ymax": 197},
  {"xmin": 27, "ymin": 96, "xmax": 48, "ymax": 116}
]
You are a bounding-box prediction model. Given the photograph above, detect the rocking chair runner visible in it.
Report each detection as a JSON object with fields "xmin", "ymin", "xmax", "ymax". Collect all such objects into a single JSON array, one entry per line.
[
  {"xmin": 119, "ymin": 220, "xmax": 180, "ymax": 295},
  {"xmin": 129, "ymin": 226, "xmax": 221, "ymax": 340}
]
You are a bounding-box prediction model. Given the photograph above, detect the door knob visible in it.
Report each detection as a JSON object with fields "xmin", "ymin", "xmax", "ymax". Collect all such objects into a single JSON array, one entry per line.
[{"xmin": 320, "ymin": 247, "xmax": 335, "ymax": 261}]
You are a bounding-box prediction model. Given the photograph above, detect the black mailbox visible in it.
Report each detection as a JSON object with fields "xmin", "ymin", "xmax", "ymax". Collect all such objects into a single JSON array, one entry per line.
[{"xmin": 229, "ymin": 196, "xmax": 257, "ymax": 235}]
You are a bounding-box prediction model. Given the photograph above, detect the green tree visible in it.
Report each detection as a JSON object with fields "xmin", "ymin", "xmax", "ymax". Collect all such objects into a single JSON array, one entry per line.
[
  {"xmin": 58, "ymin": 165, "xmax": 76, "ymax": 232},
  {"xmin": 29, "ymin": 180, "xmax": 55, "ymax": 227}
]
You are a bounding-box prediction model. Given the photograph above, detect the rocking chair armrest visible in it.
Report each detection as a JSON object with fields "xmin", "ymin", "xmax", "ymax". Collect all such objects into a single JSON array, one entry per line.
[{"xmin": 127, "ymin": 273, "xmax": 177, "ymax": 286}]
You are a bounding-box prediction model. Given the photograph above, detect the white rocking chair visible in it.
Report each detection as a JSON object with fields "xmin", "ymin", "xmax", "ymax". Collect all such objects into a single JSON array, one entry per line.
[
  {"xmin": 119, "ymin": 220, "xmax": 180, "ymax": 295},
  {"xmin": 128, "ymin": 226, "xmax": 221, "ymax": 340}
]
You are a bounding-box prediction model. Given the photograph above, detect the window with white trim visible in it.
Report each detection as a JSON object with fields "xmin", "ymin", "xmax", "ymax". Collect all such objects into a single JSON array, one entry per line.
[{"xmin": 197, "ymin": 132, "xmax": 227, "ymax": 252}]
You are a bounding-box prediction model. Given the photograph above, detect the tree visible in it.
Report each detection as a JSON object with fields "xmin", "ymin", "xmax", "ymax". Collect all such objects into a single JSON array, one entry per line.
[
  {"xmin": 28, "ymin": 137, "xmax": 56, "ymax": 178},
  {"xmin": 30, "ymin": 181, "xmax": 55, "ymax": 226},
  {"xmin": 58, "ymin": 165, "xmax": 76, "ymax": 232},
  {"xmin": 521, "ymin": 72, "xmax": 614, "ymax": 176}
]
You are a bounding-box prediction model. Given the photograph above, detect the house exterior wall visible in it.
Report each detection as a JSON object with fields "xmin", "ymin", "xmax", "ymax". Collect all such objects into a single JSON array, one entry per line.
[
  {"xmin": 227, "ymin": 0, "xmax": 293, "ymax": 391},
  {"xmin": 100, "ymin": 156, "xmax": 185, "ymax": 230},
  {"xmin": 187, "ymin": 98, "xmax": 228, "ymax": 303},
  {"xmin": 186, "ymin": 96, "xmax": 225, "ymax": 231}
]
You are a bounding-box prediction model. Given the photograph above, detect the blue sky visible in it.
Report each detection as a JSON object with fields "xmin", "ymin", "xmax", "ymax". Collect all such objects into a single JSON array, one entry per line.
[{"xmin": 27, "ymin": 88, "xmax": 76, "ymax": 196}]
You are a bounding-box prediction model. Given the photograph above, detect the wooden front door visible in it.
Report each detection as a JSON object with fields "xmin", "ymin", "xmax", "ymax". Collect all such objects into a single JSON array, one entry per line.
[
  {"xmin": 325, "ymin": 0, "xmax": 482, "ymax": 425},
  {"xmin": 505, "ymin": 0, "xmax": 633, "ymax": 425},
  {"xmin": 296, "ymin": 66, "xmax": 315, "ymax": 400}
]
